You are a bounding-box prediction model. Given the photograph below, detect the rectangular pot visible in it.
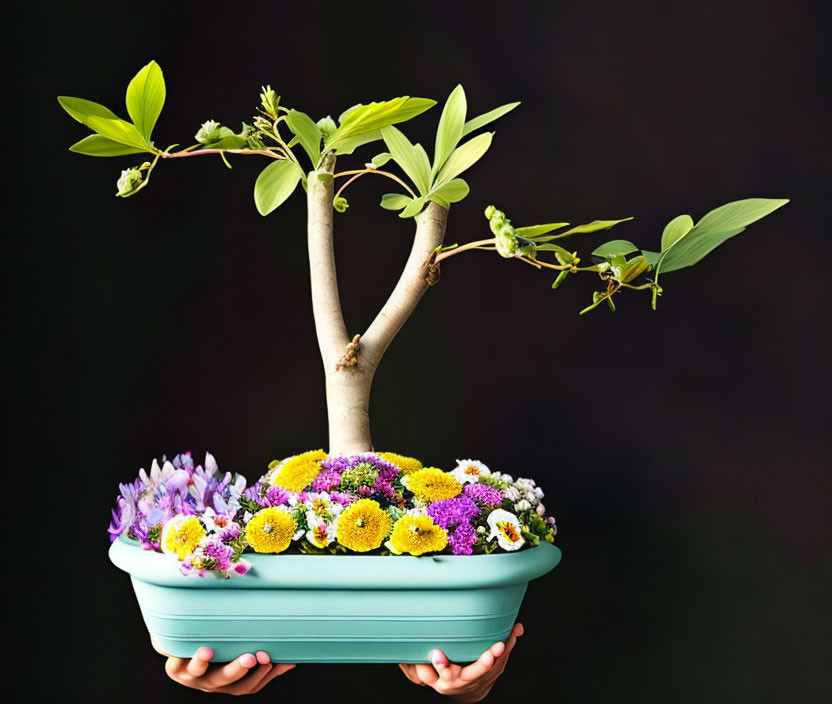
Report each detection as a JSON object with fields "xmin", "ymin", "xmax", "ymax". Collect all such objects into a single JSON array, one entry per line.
[{"xmin": 110, "ymin": 537, "xmax": 561, "ymax": 664}]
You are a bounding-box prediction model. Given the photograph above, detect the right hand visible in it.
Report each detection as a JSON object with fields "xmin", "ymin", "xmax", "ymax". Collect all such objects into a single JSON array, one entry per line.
[{"xmin": 152, "ymin": 637, "xmax": 296, "ymax": 694}]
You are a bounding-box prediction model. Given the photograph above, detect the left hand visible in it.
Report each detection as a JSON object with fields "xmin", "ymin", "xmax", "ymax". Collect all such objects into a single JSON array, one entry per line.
[{"xmin": 398, "ymin": 622, "xmax": 524, "ymax": 702}]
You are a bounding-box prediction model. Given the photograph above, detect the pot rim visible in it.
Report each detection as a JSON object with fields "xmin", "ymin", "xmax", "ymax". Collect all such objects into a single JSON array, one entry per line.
[{"xmin": 110, "ymin": 536, "xmax": 562, "ymax": 590}]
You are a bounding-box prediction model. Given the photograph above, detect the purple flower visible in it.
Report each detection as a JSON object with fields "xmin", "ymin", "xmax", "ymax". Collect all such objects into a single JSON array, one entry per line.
[
  {"xmin": 463, "ymin": 483, "xmax": 504, "ymax": 506},
  {"xmin": 264, "ymin": 485, "xmax": 293, "ymax": 507},
  {"xmin": 201, "ymin": 540, "xmax": 233, "ymax": 571},
  {"xmin": 448, "ymin": 522, "xmax": 477, "ymax": 555},
  {"xmin": 312, "ymin": 467, "xmax": 343, "ymax": 492},
  {"xmin": 427, "ymin": 495, "xmax": 479, "ymax": 529},
  {"xmin": 218, "ymin": 522, "xmax": 241, "ymax": 542}
]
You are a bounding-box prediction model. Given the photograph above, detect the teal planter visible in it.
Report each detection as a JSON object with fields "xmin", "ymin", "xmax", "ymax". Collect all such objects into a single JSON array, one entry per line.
[{"xmin": 109, "ymin": 536, "xmax": 561, "ymax": 664}]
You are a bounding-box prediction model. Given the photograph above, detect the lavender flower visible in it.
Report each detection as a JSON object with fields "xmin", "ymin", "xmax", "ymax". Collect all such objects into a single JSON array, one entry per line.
[
  {"xmin": 463, "ymin": 483, "xmax": 504, "ymax": 506},
  {"xmin": 448, "ymin": 522, "xmax": 477, "ymax": 555},
  {"xmin": 427, "ymin": 495, "xmax": 479, "ymax": 529}
]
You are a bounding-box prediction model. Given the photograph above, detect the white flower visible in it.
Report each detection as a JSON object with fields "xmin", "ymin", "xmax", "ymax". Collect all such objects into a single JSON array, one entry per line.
[
  {"xmin": 300, "ymin": 492, "xmax": 343, "ymax": 521},
  {"xmin": 514, "ymin": 478, "xmax": 536, "ymax": 492},
  {"xmin": 486, "ymin": 509, "xmax": 525, "ymax": 551},
  {"xmin": 202, "ymin": 507, "xmax": 234, "ymax": 533},
  {"xmin": 451, "ymin": 459, "xmax": 491, "ymax": 484},
  {"xmin": 305, "ymin": 513, "xmax": 338, "ymax": 548},
  {"xmin": 406, "ymin": 506, "xmax": 428, "ymax": 517},
  {"xmin": 514, "ymin": 499, "xmax": 532, "ymax": 512},
  {"xmin": 496, "ymin": 472, "xmax": 515, "ymax": 484},
  {"xmin": 533, "ymin": 486, "xmax": 545, "ymax": 500},
  {"xmin": 504, "ymin": 486, "xmax": 521, "ymax": 502},
  {"xmin": 523, "ymin": 490, "xmax": 539, "ymax": 506}
]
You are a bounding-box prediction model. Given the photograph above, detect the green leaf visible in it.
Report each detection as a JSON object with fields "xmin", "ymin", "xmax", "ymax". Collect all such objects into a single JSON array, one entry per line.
[
  {"xmin": 206, "ymin": 134, "xmax": 249, "ymax": 150},
  {"xmin": 435, "ymin": 132, "xmax": 493, "ymax": 185},
  {"xmin": 286, "ymin": 109, "xmax": 322, "ymax": 167},
  {"xmin": 429, "ymin": 178, "xmax": 469, "ymax": 204},
  {"xmin": 327, "ymin": 96, "xmax": 436, "ymax": 153},
  {"xmin": 641, "ymin": 250, "xmax": 661, "ymax": 268},
  {"xmin": 515, "ymin": 222, "xmax": 570, "ymax": 238},
  {"xmin": 592, "ymin": 240, "xmax": 639, "ymax": 258},
  {"xmin": 326, "ymin": 130, "xmax": 382, "ymax": 156},
  {"xmin": 656, "ymin": 198, "xmax": 789, "ymax": 276},
  {"xmin": 381, "ymin": 125, "xmax": 431, "ymax": 195},
  {"xmin": 370, "ymin": 152, "xmax": 392, "ymax": 168},
  {"xmin": 661, "ymin": 214, "xmax": 694, "ymax": 251},
  {"xmin": 68, "ymin": 134, "xmax": 147, "ymax": 157},
  {"xmin": 461, "ymin": 102, "xmax": 520, "ymax": 137},
  {"xmin": 657, "ymin": 227, "xmax": 746, "ymax": 274},
  {"xmin": 399, "ymin": 196, "xmax": 426, "ymax": 218},
  {"xmin": 58, "ymin": 96, "xmax": 150, "ymax": 150},
  {"xmin": 380, "ymin": 193, "xmax": 412, "ymax": 211},
  {"xmin": 433, "ymin": 84, "xmax": 467, "ymax": 174},
  {"xmin": 553, "ymin": 218, "xmax": 634, "ymax": 238},
  {"xmin": 125, "ymin": 60, "xmax": 165, "ymax": 140},
  {"xmin": 620, "ymin": 256, "xmax": 650, "ymax": 282},
  {"xmin": 693, "ymin": 198, "xmax": 789, "ymax": 235},
  {"xmin": 253, "ymin": 160, "xmax": 303, "ymax": 216}
]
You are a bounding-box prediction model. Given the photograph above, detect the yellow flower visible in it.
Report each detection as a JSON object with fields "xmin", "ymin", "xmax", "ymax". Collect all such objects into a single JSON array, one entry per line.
[
  {"xmin": 407, "ymin": 467, "xmax": 462, "ymax": 502},
  {"xmin": 160, "ymin": 515, "xmax": 206, "ymax": 561},
  {"xmin": 377, "ymin": 451, "xmax": 423, "ymax": 474},
  {"xmin": 336, "ymin": 499, "xmax": 392, "ymax": 552},
  {"xmin": 388, "ymin": 515, "xmax": 448, "ymax": 556},
  {"xmin": 246, "ymin": 507, "xmax": 297, "ymax": 553},
  {"xmin": 271, "ymin": 449, "xmax": 327, "ymax": 492}
]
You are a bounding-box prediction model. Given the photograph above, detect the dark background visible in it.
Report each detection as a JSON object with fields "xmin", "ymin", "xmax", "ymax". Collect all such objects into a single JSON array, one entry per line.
[{"xmin": 10, "ymin": 0, "xmax": 831, "ymax": 701}]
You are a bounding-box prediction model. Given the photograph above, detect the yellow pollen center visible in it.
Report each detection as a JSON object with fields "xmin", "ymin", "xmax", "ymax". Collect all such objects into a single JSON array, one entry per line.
[{"xmin": 498, "ymin": 522, "xmax": 520, "ymax": 542}]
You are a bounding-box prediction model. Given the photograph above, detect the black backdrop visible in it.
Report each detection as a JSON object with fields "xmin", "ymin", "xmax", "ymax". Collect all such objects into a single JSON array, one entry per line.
[{"xmin": 10, "ymin": 1, "xmax": 831, "ymax": 702}]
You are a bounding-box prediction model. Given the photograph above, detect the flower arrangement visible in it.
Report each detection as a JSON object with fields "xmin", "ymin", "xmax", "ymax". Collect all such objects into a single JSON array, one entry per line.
[{"xmin": 109, "ymin": 451, "xmax": 557, "ymax": 578}]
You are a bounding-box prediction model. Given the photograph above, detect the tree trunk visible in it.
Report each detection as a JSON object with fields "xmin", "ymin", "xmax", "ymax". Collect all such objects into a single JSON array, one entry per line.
[{"xmin": 307, "ymin": 154, "xmax": 448, "ymax": 456}]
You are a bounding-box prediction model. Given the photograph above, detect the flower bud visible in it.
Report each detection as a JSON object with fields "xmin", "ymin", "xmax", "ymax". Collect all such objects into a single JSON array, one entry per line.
[
  {"xmin": 195, "ymin": 120, "xmax": 223, "ymax": 144},
  {"xmin": 484, "ymin": 205, "xmax": 496, "ymax": 219},
  {"xmin": 116, "ymin": 167, "xmax": 143, "ymax": 197},
  {"xmin": 333, "ymin": 196, "xmax": 349, "ymax": 213}
]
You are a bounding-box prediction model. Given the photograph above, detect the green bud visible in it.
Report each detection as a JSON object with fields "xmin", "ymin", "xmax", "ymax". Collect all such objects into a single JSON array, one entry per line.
[
  {"xmin": 333, "ymin": 196, "xmax": 349, "ymax": 213},
  {"xmin": 484, "ymin": 204, "xmax": 496, "ymax": 219},
  {"xmin": 317, "ymin": 115, "xmax": 338, "ymax": 141},
  {"xmin": 551, "ymin": 270, "xmax": 569, "ymax": 289},
  {"xmin": 606, "ymin": 296, "xmax": 616, "ymax": 311},
  {"xmin": 195, "ymin": 119, "xmax": 223, "ymax": 144},
  {"xmin": 115, "ymin": 167, "xmax": 143, "ymax": 197},
  {"xmin": 260, "ymin": 85, "xmax": 279, "ymax": 117}
]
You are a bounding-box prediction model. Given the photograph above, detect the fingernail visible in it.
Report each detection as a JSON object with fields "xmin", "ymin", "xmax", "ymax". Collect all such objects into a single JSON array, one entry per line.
[
  {"xmin": 197, "ymin": 647, "xmax": 213, "ymax": 660},
  {"xmin": 239, "ymin": 653, "xmax": 257, "ymax": 668},
  {"xmin": 256, "ymin": 651, "xmax": 271, "ymax": 665}
]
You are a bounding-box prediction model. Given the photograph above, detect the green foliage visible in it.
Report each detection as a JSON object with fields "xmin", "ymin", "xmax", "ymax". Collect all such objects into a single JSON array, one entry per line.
[
  {"xmin": 69, "ymin": 134, "xmax": 147, "ymax": 157},
  {"xmin": 324, "ymin": 97, "xmax": 436, "ymax": 156},
  {"xmin": 254, "ymin": 160, "xmax": 304, "ymax": 216},
  {"xmin": 125, "ymin": 60, "xmax": 165, "ymax": 140},
  {"xmin": 376, "ymin": 85, "xmax": 512, "ymax": 218},
  {"xmin": 59, "ymin": 61, "xmax": 166, "ymax": 155},
  {"xmin": 653, "ymin": 198, "xmax": 789, "ymax": 277},
  {"xmin": 477, "ymin": 199, "xmax": 788, "ymax": 315},
  {"xmin": 285, "ymin": 109, "xmax": 322, "ymax": 166}
]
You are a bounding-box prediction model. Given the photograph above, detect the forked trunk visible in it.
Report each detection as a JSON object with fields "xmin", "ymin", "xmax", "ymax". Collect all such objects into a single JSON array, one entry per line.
[{"xmin": 307, "ymin": 154, "xmax": 448, "ymax": 456}]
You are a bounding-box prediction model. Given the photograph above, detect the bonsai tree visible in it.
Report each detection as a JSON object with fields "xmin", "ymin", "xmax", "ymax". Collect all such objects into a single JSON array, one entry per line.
[{"xmin": 59, "ymin": 61, "xmax": 788, "ymax": 457}]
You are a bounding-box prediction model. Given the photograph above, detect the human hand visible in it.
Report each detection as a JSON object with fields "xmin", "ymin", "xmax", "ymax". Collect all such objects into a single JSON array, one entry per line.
[
  {"xmin": 398, "ymin": 622, "xmax": 524, "ymax": 702},
  {"xmin": 152, "ymin": 637, "xmax": 296, "ymax": 694}
]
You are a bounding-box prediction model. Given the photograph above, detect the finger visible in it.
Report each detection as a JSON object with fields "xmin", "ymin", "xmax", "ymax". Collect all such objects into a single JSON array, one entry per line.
[
  {"xmin": 250, "ymin": 663, "xmax": 296, "ymax": 694},
  {"xmin": 256, "ymin": 651, "xmax": 271, "ymax": 665},
  {"xmin": 430, "ymin": 650, "xmax": 457, "ymax": 683},
  {"xmin": 204, "ymin": 652, "xmax": 257, "ymax": 687},
  {"xmin": 414, "ymin": 663, "xmax": 440, "ymax": 686},
  {"xmin": 164, "ymin": 656, "xmax": 188, "ymax": 683},
  {"xmin": 459, "ymin": 645, "xmax": 498, "ymax": 682},
  {"xmin": 221, "ymin": 663, "xmax": 273, "ymax": 695},
  {"xmin": 185, "ymin": 647, "xmax": 214, "ymax": 678}
]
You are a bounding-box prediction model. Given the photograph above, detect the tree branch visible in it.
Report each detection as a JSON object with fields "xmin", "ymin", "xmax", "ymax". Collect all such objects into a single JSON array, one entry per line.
[
  {"xmin": 308, "ymin": 153, "xmax": 350, "ymax": 371},
  {"xmin": 361, "ymin": 202, "xmax": 449, "ymax": 368}
]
